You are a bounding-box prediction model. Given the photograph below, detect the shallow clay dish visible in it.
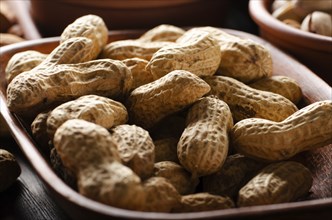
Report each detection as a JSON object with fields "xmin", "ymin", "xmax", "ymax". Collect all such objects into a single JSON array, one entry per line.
[
  {"xmin": 0, "ymin": 29, "xmax": 331, "ymax": 220},
  {"xmin": 249, "ymin": 0, "xmax": 332, "ymax": 85}
]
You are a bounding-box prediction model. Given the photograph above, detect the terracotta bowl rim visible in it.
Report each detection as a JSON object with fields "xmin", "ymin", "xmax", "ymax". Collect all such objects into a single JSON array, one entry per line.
[{"xmin": 249, "ymin": 0, "xmax": 332, "ymax": 52}]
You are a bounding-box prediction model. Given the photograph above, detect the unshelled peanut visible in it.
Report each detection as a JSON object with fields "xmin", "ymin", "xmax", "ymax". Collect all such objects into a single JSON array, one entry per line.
[
  {"xmin": 127, "ymin": 70, "xmax": 210, "ymax": 129},
  {"xmin": 110, "ymin": 124, "xmax": 155, "ymax": 179},
  {"xmin": 204, "ymin": 75, "xmax": 298, "ymax": 122},
  {"xmin": 147, "ymin": 29, "xmax": 221, "ymax": 79},
  {"xmin": 47, "ymin": 95, "xmax": 128, "ymax": 139},
  {"xmin": 154, "ymin": 137, "xmax": 179, "ymax": 163},
  {"xmin": 154, "ymin": 161, "xmax": 198, "ymax": 195},
  {"xmin": 138, "ymin": 24, "xmax": 185, "ymax": 42},
  {"xmin": 238, "ymin": 161, "xmax": 313, "ymax": 206},
  {"xmin": 54, "ymin": 119, "xmax": 145, "ymax": 210},
  {"xmin": 232, "ymin": 100, "xmax": 332, "ymax": 161},
  {"xmin": 0, "ymin": 149, "xmax": 21, "ymax": 192},
  {"xmin": 177, "ymin": 96, "xmax": 233, "ymax": 177}
]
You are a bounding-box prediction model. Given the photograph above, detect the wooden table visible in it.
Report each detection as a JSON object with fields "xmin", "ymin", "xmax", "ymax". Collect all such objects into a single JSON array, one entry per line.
[{"xmin": 0, "ymin": 137, "xmax": 71, "ymax": 220}]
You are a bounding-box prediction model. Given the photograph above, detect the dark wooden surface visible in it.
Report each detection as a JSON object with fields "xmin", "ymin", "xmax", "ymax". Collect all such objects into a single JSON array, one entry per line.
[{"xmin": 0, "ymin": 136, "xmax": 71, "ymax": 220}]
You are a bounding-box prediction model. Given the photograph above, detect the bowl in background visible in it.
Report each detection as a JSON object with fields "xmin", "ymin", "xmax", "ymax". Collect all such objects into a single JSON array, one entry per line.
[
  {"xmin": 29, "ymin": 0, "xmax": 229, "ymax": 37},
  {"xmin": 249, "ymin": 0, "xmax": 332, "ymax": 85}
]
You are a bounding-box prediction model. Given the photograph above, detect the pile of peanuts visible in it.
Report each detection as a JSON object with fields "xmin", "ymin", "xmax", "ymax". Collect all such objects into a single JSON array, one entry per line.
[
  {"xmin": 5, "ymin": 14, "xmax": 332, "ymax": 212},
  {"xmin": 272, "ymin": 0, "xmax": 332, "ymax": 37},
  {"xmin": 0, "ymin": 0, "xmax": 25, "ymax": 47}
]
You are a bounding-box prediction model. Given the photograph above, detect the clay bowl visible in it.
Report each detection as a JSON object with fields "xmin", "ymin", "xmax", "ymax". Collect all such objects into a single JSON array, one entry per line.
[
  {"xmin": 29, "ymin": 0, "xmax": 228, "ymax": 37},
  {"xmin": 249, "ymin": 0, "xmax": 332, "ymax": 85},
  {"xmin": 1, "ymin": 29, "xmax": 331, "ymax": 220}
]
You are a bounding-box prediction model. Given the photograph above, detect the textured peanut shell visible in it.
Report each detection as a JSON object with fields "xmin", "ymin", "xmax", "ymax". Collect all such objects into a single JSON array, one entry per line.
[
  {"xmin": 122, "ymin": 57, "xmax": 154, "ymax": 90},
  {"xmin": 177, "ymin": 96, "xmax": 233, "ymax": 177},
  {"xmin": 202, "ymin": 154, "xmax": 266, "ymax": 199},
  {"xmin": 7, "ymin": 59, "xmax": 132, "ymax": 114},
  {"xmin": 154, "ymin": 137, "xmax": 179, "ymax": 163},
  {"xmin": 5, "ymin": 50, "xmax": 47, "ymax": 83},
  {"xmin": 0, "ymin": 149, "xmax": 21, "ymax": 192},
  {"xmin": 249, "ymin": 75, "xmax": 302, "ymax": 104},
  {"xmin": 204, "ymin": 76, "xmax": 298, "ymax": 122},
  {"xmin": 53, "ymin": 119, "xmax": 120, "ymax": 174},
  {"xmin": 60, "ymin": 14, "xmax": 108, "ymax": 59},
  {"xmin": 138, "ymin": 24, "xmax": 185, "ymax": 42},
  {"xmin": 127, "ymin": 70, "xmax": 210, "ymax": 129},
  {"xmin": 185, "ymin": 26, "xmax": 272, "ymax": 83},
  {"xmin": 232, "ymin": 100, "xmax": 332, "ymax": 161},
  {"xmin": 78, "ymin": 162, "xmax": 145, "ymax": 211},
  {"xmin": 109, "ymin": 124, "xmax": 155, "ymax": 180},
  {"xmin": 142, "ymin": 177, "xmax": 181, "ymax": 212},
  {"xmin": 154, "ymin": 161, "xmax": 198, "ymax": 195},
  {"xmin": 238, "ymin": 161, "xmax": 313, "ymax": 206},
  {"xmin": 147, "ymin": 30, "xmax": 221, "ymax": 79},
  {"xmin": 47, "ymin": 95, "xmax": 128, "ymax": 139},
  {"xmin": 101, "ymin": 39, "xmax": 173, "ymax": 61},
  {"xmin": 172, "ymin": 193, "xmax": 234, "ymax": 213},
  {"xmin": 31, "ymin": 111, "xmax": 52, "ymax": 153}
]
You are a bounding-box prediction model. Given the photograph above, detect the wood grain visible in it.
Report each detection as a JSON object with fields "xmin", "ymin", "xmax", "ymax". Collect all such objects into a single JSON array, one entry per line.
[{"xmin": 0, "ymin": 30, "xmax": 331, "ymax": 220}]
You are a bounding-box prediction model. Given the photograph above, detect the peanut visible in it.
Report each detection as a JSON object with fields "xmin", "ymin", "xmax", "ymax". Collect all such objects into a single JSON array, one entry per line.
[
  {"xmin": 109, "ymin": 124, "xmax": 155, "ymax": 180},
  {"xmin": 5, "ymin": 50, "xmax": 47, "ymax": 83},
  {"xmin": 147, "ymin": 29, "xmax": 221, "ymax": 79},
  {"xmin": 172, "ymin": 193, "xmax": 234, "ymax": 213},
  {"xmin": 101, "ymin": 39, "xmax": 173, "ymax": 61},
  {"xmin": 0, "ymin": 149, "xmax": 21, "ymax": 192},
  {"xmin": 122, "ymin": 57, "xmax": 154, "ymax": 90},
  {"xmin": 177, "ymin": 96, "xmax": 233, "ymax": 177},
  {"xmin": 154, "ymin": 137, "xmax": 179, "ymax": 163},
  {"xmin": 154, "ymin": 161, "xmax": 198, "ymax": 195},
  {"xmin": 0, "ymin": 33, "xmax": 24, "ymax": 47},
  {"xmin": 185, "ymin": 26, "xmax": 272, "ymax": 83},
  {"xmin": 127, "ymin": 70, "xmax": 210, "ymax": 129},
  {"xmin": 301, "ymin": 11, "xmax": 332, "ymax": 37},
  {"xmin": 232, "ymin": 100, "xmax": 332, "ymax": 161},
  {"xmin": 60, "ymin": 14, "xmax": 108, "ymax": 59},
  {"xmin": 138, "ymin": 24, "xmax": 185, "ymax": 42},
  {"xmin": 54, "ymin": 119, "xmax": 145, "ymax": 210},
  {"xmin": 238, "ymin": 161, "xmax": 313, "ymax": 206},
  {"xmin": 47, "ymin": 95, "xmax": 128, "ymax": 139},
  {"xmin": 31, "ymin": 111, "xmax": 52, "ymax": 153},
  {"xmin": 7, "ymin": 57, "xmax": 132, "ymax": 115},
  {"xmin": 204, "ymin": 75, "xmax": 298, "ymax": 122},
  {"xmin": 142, "ymin": 177, "xmax": 180, "ymax": 212},
  {"xmin": 249, "ymin": 75, "xmax": 302, "ymax": 104},
  {"xmin": 202, "ymin": 154, "xmax": 266, "ymax": 199}
]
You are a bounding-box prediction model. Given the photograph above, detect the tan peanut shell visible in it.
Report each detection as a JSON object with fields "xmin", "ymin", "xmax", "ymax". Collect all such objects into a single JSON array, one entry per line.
[
  {"xmin": 154, "ymin": 137, "xmax": 179, "ymax": 163},
  {"xmin": 177, "ymin": 96, "xmax": 233, "ymax": 177},
  {"xmin": 138, "ymin": 24, "xmax": 185, "ymax": 42},
  {"xmin": 31, "ymin": 111, "xmax": 52, "ymax": 153},
  {"xmin": 60, "ymin": 14, "xmax": 108, "ymax": 59},
  {"xmin": 147, "ymin": 30, "xmax": 221, "ymax": 79},
  {"xmin": 101, "ymin": 39, "xmax": 173, "ymax": 61},
  {"xmin": 47, "ymin": 95, "xmax": 128, "ymax": 139},
  {"xmin": 204, "ymin": 75, "xmax": 298, "ymax": 122},
  {"xmin": 154, "ymin": 161, "xmax": 198, "ymax": 195},
  {"xmin": 7, "ymin": 58, "xmax": 132, "ymax": 114},
  {"xmin": 5, "ymin": 50, "xmax": 47, "ymax": 83},
  {"xmin": 232, "ymin": 100, "xmax": 332, "ymax": 161},
  {"xmin": 109, "ymin": 124, "xmax": 155, "ymax": 179},
  {"xmin": 0, "ymin": 149, "xmax": 21, "ymax": 192},
  {"xmin": 142, "ymin": 177, "xmax": 181, "ymax": 212},
  {"xmin": 127, "ymin": 70, "xmax": 210, "ymax": 129},
  {"xmin": 54, "ymin": 119, "xmax": 145, "ymax": 210},
  {"xmin": 78, "ymin": 162, "xmax": 146, "ymax": 211},
  {"xmin": 172, "ymin": 193, "xmax": 235, "ymax": 213},
  {"xmin": 249, "ymin": 75, "xmax": 302, "ymax": 104},
  {"xmin": 53, "ymin": 119, "xmax": 121, "ymax": 174},
  {"xmin": 0, "ymin": 33, "xmax": 24, "ymax": 47},
  {"xmin": 122, "ymin": 57, "xmax": 154, "ymax": 89},
  {"xmin": 185, "ymin": 26, "xmax": 272, "ymax": 83},
  {"xmin": 202, "ymin": 154, "xmax": 266, "ymax": 199},
  {"xmin": 238, "ymin": 161, "xmax": 313, "ymax": 206}
]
